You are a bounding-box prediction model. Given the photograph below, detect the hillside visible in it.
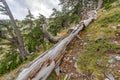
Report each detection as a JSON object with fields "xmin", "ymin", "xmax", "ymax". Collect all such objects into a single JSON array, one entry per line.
[
  {"xmin": 0, "ymin": 0, "xmax": 120, "ymax": 80},
  {"xmin": 48, "ymin": 1, "xmax": 120, "ymax": 80}
]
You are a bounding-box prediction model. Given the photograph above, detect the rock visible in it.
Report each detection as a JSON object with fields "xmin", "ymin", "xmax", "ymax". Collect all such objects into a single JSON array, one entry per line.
[
  {"xmin": 105, "ymin": 73, "xmax": 115, "ymax": 80},
  {"xmin": 108, "ymin": 58, "xmax": 116, "ymax": 63},
  {"xmin": 80, "ymin": 43, "xmax": 83, "ymax": 46},
  {"xmin": 102, "ymin": 10, "xmax": 107, "ymax": 12},
  {"xmin": 105, "ymin": 78, "xmax": 109, "ymax": 80},
  {"xmin": 30, "ymin": 52, "xmax": 34, "ymax": 55},
  {"xmin": 115, "ymin": 56, "xmax": 120, "ymax": 61},
  {"xmin": 69, "ymin": 60, "xmax": 73, "ymax": 63},
  {"xmin": 73, "ymin": 57, "xmax": 77, "ymax": 61},
  {"xmin": 74, "ymin": 62, "xmax": 78, "ymax": 69},
  {"xmin": 83, "ymin": 42, "xmax": 87, "ymax": 46},
  {"xmin": 113, "ymin": 41, "xmax": 119, "ymax": 45},
  {"xmin": 111, "ymin": 26, "xmax": 117, "ymax": 29}
]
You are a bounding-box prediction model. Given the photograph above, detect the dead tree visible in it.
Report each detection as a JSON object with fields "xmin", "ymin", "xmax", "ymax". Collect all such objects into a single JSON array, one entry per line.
[
  {"xmin": 16, "ymin": 9, "xmax": 97, "ymax": 80},
  {"xmin": 25, "ymin": 8, "xmax": 34, "ymax": 30},
  {"xmin": 97, "ymin": 0, "xmax": 103, "ymax": 10},
  {"xmin": 16, "ymin": 0, "xmax": 101, "ymax": 79},
  {"xmin": 42, "ymin": 24, "xmax": 58, "ymax": 43},
  {"xmin": 0, "ymin": 0, "xmax": 28, "ymax": 60}
]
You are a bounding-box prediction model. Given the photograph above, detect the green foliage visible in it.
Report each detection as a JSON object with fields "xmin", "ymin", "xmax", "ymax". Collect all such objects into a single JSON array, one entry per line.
[
  {"xmin": 103, "ymin": 0, "xmax": 118, "ymax": 10},
  {"xmin": 27, "ymin": 53, "xmax": 39, "ymax": 61},
  {"xmin": 25, "ymin": 26, "xmax": 44, "ymax": 52},
  {"xmin": 0, "ymin": 50, "xmax": 22, "ymax": 76},
  {"xmin": 78, "ymin": 53, "xmax": 108, "ymax": 73},
  {"xmin": 48, "ymin": 9, "xmax": 79, "ymax": 36},
  {"xmin": 78, "ymin": 52, "xmax": 109, "ymax": 79},
  {"xmin": 85, "ymin": 39, "xmax": 120, "ymax": 54},
  {"xmin": 47, "ymin": 72, "xmax": 56, "ymax": 80},
  {"xmin": 98, "ymin": 11, "xmax": 120, "ymax": 26}
]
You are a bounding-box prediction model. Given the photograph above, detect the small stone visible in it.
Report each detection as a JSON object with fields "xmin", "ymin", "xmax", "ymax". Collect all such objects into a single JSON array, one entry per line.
[
  {"xmin": 73, "ymin": 57, "xmax": 77, "ymax": 61},
  {"xmin": 113, "ymin": 41, "xmax": 119, "ymax": 45},
  {"xmin": 83, "ymin": 42, "xmax": 87, "ymax": 45},
  {"xmin": 116, "ymin": 34, "xmax": 119, "ymax": 36},
  {"xmin": 115, "ymin": 56, "xmax": 120, "ymax": 61},
  {"xmin": 80, "ymin": 43, "xmax": 83, "ymax": 46},
  {"xmin": 111, "ymin": 26, "xmax": 117, "ymax": 29},
  {"xmin": 30, "ymin": 52, "xmax": 34, "ymax": 55},
  {"xmin": 74, "ymin": 62, "xmax": 78, "ymax": 69},
  {"xmin": 105, "ymin": 78, "xmax": 109, "ymax": 80},
  {"xmin": 69, "ymin": 60, "xmax": 73, "ymax": 63},
  {"xmin": 108, "ymin": 58, "xmax": 116, "ymax": 63}
]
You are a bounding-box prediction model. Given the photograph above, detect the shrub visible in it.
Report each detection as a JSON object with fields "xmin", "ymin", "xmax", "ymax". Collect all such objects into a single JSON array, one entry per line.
[
  {"xmin": 25, "ymin": 26, "xmax": 44, "ymax": 52},
  {"xmin": 0, "ymin": 50, "xmax": 22, "ymax": 76}
]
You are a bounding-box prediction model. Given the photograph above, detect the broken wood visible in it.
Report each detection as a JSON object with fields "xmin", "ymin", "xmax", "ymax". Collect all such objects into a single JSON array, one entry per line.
[{"xmin": 16, "ymin": 10, "xmax": 97, "ymax": 80}]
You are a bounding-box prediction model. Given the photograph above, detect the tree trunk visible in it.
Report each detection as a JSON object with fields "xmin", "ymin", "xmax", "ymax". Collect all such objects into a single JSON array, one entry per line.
[
  {"xmin": 42, "ymin": 24, "xmax": 58, "ymax": 43},
  {"xmin": 2, "ymin": 0, "xmax": 28, "ymax": 60},
  {"xmin": 97, "ymin": 0, "xmax": 103, "ymax": 10}
]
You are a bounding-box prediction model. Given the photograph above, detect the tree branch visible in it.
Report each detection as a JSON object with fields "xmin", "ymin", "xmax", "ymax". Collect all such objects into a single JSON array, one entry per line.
[
  {"xmin": 42, "ymin": 24, "xmax": 58, "ymax": 43},
  {"xmin": 0, "ymin": 21, "xmax": 16, "ymax": 39}
]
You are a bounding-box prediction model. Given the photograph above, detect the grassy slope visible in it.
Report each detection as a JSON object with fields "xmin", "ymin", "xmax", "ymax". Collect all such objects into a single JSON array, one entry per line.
[
  {"xmin": 1, "ymin": 1, "xmax": 120, "ymax": 80},
  {"xmin": 77, "ymin": 1, "xmax": 120, "ymax": 80}
]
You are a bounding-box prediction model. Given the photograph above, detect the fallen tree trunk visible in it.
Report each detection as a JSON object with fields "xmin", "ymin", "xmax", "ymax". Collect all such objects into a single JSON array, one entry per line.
[{"xmin": 16, "ymin": 10, "xmax": 97, "ymax": 80}]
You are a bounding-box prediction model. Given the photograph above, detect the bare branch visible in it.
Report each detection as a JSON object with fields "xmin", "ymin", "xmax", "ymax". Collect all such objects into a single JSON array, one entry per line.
[
  {"xmin": 0, "ymin": 22, "xmax": 16, "ymax": 40},
  {"xmin": 0, "ymin": 8, "xmax": 6, "ymax": 11},
  {"xmin": 0, "ymin": 5, "xmax": 6, "ymax": 9}
]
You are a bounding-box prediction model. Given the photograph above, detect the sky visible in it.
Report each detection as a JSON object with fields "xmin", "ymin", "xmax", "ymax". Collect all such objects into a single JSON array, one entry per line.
[{"xmin": 0, "ymin": 0, "xmax": 61, "ymax": 20}]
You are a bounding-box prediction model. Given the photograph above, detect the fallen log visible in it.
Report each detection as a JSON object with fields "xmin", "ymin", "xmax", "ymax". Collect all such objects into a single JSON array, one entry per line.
[{"xmin": 16, "ymin": 10, "xmax": 97, "ymax": 80}]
